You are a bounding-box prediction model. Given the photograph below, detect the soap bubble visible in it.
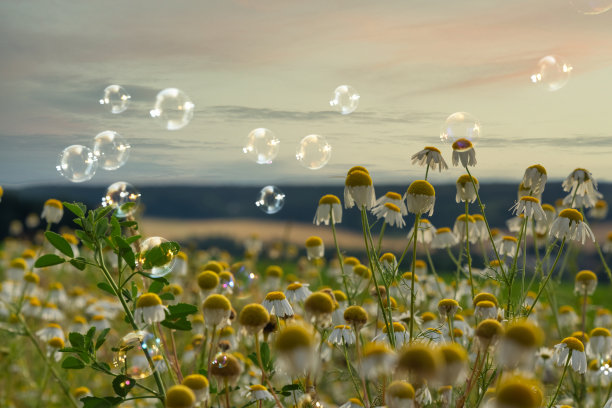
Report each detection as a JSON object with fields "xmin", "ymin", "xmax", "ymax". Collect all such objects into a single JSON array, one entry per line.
[
  {"xmin": 138, "ymin": 237, "xmax": 176, "ymax": 278},
  {"xmin": 56, "ymin": 145, "xmax": 98, "ymax": 183},
  {"xmin": 243, "ymin": 128, "xmax": 280, "ymax": 164},
  {"xmin": 93, "ymin": 131, "xmax": 131, "ymax": 170},
  {"xmin": 440, "ymin": 112, "xmax": 481, "ymax": 145},
  {"xmin": 99, "ymin": 85, "xmax": 131, "ymax": 114},
  {"xmin": 211, "ymin": 353, "xmax": 228, "ymax": 369},
  {"xmin": 112, "ymin": 331, "xmax": 161, "ymax": 379},
  {"xmin": 255, "ymin": 186, "xmax": 285, "ymax": 215},
  {"xmin": 101, "ymin": 181, "xmax": 141, "ymax": 218},
  {"xmin": 330, "ymin": 85, "xmax": 360, "ymax": 115},
  {"xmin": 530, "ymin": 55, "xmax": 572, "ymax": 92},
  {"xmin": 296, "ymin": 134, "xmax": 332, "ymax": 170},
  {"xmin": 570, "ymin": 0, "xmax": 612, "ymax": 14},
  {"xmin": 150, "ymin": 88, "xmax": 195, "ymax": 130}
]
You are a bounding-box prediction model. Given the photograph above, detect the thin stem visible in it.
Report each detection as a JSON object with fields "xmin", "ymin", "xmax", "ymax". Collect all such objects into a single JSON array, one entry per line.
[
  {"xmin": 254, "ymin": 334, "xmax": 266, "ymax": 383},
  {"xmin": 206, "ymin": 325, "xmax": 217, "ymax": 373},
  {"xmin": 168, "ymin": 329, "xmax": 183, "ymax": 383},
  {"xmin": 424, "ymin": 163, "xmax": 430, "ymax": 180},
  {"xmin": 409, "ymin": 213, "xmax": 421, "ymax": 342},
  {"xmin": 526, "ymin": 238, "xmax": 566, "ymax": 318},
  {"xmin": 330, "ymin": 208, "xmax": 352, "ymax": 304},
  {"xmin": 547, "ymin": 353, "xmax": 571, "ymax": 408},
  {"xmin": 424, "ymin": 246, "xmax": 444, "ymax": 297},
  {"xmin": 154, "ymin": 323, "xmax": 180, "ymax": 385},
  {"xmin": 581, "ymin": 287, "xmax": 588, "ymax": 335},
  {"xmin": 35, "ymin": 363, "xmax": 50, "ymax": 408},
  {"xmin": 223, "ymin": 378, "xmax": 231, "ymax": 408},
  {"xmin": 447, "ymin": 315, "xmax": 455, "ymax": 343},
  {"xmin": 377, "ymin": 222, "xmax": 387, "ymax": 254},
  {"xmin": 507, "ymin": 216, "xmax": 528, "ymax": 317},
  {"xmin": 464, "ymin": 201, "xmax": 475, "ymax": 301}
]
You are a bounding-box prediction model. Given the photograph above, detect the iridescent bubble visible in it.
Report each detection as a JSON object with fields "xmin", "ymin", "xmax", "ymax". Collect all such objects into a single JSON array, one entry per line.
[
  {"xmin": 56, "ymin": 145, "xmax": 98, "ymax": 183},
  {"xmin": 295, "ymin": 134, "xmax": 332, "ymax": 170},
  {"xmin": 138, "ymin": 237, "xmax": 176, "ymax": 278},
  {"xmin": 329, "ymin": 85, "xmax": 360, "ymax": 115},
  {"xmin": 211, "ymin": 353, "xmax": 228, "ymax": 369},
  {"xmin": 93, "ymin": 131, "xmax": 131, "ymax": 170},
  {"xmin": 570, "ymin": 0, "xmax": 612, "ymax": 14},
  {"xmin": 149, "ymin": 88, "xmax": 195, "ymax": 130},
  {"xmin": 220, "ymin": 274, "xmax": 235, "ymax": 293},
  {"xmin": 255, "ymin": 185, "xmax": 285, "ymax": 215},
  {"xmin": 99, "ymin": 85, "xmax": 131, "ymax": 114},
  {"xmin": 242, "ymin": 128, "xmax": 280, "ymax": 164},
  {"xmin": 440, "ymin": 112, "xmax": 481, "ymax": 145},
  {"xmin": 101, "ymin": 182, "xmax": 141, "ymax": 218},
  {"xmin": 530, "ymin": 55, "xmax": 572, "ymax": 92},
  {"xmin": 112, "ymin": 331, "xmax": 161, "ymax": 379}
]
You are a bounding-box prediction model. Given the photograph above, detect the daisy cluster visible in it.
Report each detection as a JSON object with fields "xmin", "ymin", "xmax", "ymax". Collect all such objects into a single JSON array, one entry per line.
[{"xmin": 1, "ymin": 142, "xmax": 612, "ymax": 408}]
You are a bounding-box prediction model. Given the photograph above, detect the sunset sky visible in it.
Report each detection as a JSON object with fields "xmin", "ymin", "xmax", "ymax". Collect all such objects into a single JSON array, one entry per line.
[{"xmin": 1, "ymin": 0, "xmax": 612, "ymax": 188}]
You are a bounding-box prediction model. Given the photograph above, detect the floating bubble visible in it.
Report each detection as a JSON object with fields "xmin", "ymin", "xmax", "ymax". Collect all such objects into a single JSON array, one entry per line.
[
  {"xmin": 242, "ymin": 128, "xmax": 280, "ymax": 164},
  {"xmin": 440, "ymin": 112, "xmax": 481, "ymax": 145},
  {"xmin": 330, "ymin": 85, "xmax": 360, "ymax": 115},
  {"xmin": 150, "ymin": 88, "xmax": 195, "ymax": 130},
  {"xmin": 56, "ymin": 145, "xmax": 98, "ymax": 183},
  {"xmin": 99, "ymin": 85, "xmax": 131, "ymax": 114},
  {"xmin": 138, "ymin": 237, "xmax": 176, "ymax": 278},
  {"xmin": 530, "ymin": 55, "xmax": 572, "ymax": 92},
  {"xmin": 93, "ymin": 131, "xmax": 131, "ymax": 170},
  {"xmin": 211, "ymin": 353, "xmax": 228, "ymax": 369},
  {"xmin": 296, "ymin": 134, "xmax": 332, "ymax": 170},
  {"xmin": 112, "ymin": 331, "xmax": 161, "ymax": 379},
  {"xmin": 220, "ymin": 274, "xmax": 235, "ymax": 293},
  {"xmin": 101, "ymin": 182, "xmax": 141, "ymax": 218},
  {"xmin": 570, "ymin": 0, "xmax": 612, "ymax": 14},
  {"xmin": 255, "ymin": 186, "xmax": 285, "ymax": 215}
]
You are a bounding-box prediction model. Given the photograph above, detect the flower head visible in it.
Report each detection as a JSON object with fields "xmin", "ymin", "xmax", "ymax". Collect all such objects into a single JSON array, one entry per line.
[
  {"xmin": 373, "ymin": 191, "xmax": 408, "ymax": 217},
  {"xmin": 344, "ymin": 169, "xmax": 376, "ymax": 210},
  {"xmin": 386, "ymin": 381, "xmax": 415, "ymax": 408},
  {"xmin": 314, "ymin": 194, "xmax": 342, "ymax": 225},
  {"xmin": 41, "ymin": 199, "xmax": 63, "ymax": 224},
  {"xmin": 575, "ymin": 270, "xmax": 597, "ymax": 295},
  {"xmin": 495, "ymin": 375, "xmax": 543, "ymax": 408},
  {"xmin": 165, "ymin": 385, "xmax": 196, "ymax": 408},
  {"xmin": 377, "ymin": 202, "xmax": 405, "ymax": 228},
  {"xmin": 262, "ymin": 291, "xmax": 294, "ymax": 318},
  {"xmin": 411, "ymin": 146, "xmax": 448, "ymax": 172},
  {"xmin": 182, "ymin": 374, "xmax": 209, "ymax": 404},
  {"xmin": 201, "ymin": 294, "xmax": 232, "ymax": 328},
  {"xmin": 305, "ymin": 236, "xmax": 324, "ymax": 260},
  {"xmin": 451, "ymin": 138, "xmax": 476, "ymax": 167},
  {"xmin": 239, "ymin": 303, "xmax": 270, "ymax": 334},
  {"xmin": 522, "ymin": 164, "xmax": 547, "ymax": 194},
  {"xmin": 406, "ymin": 180, "xmax": 435, "ymax": 216},
  {"xmin": 456, "ymin": 174, "xmax": 479, "ymax": 203},
  {"xmin": 549, "ymin": 208, "xmax": 595, "ymax": 244},
  {"xmin": 511, "ymin": 196, "xmax": 546, "ymax": 221},
  {"xmin": 554, "ymin": 336, "xmax": 587, "ymax": 374},
  {"xmin": 135, "ymin": 293, "xmax": 168, "ymax": 325}
]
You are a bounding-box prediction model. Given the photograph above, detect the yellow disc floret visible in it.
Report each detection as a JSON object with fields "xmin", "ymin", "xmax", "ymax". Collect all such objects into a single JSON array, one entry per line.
[
  {"xmin": 182, "ymin": 373, "xmax": 209, "ymax": 390},
  {"xmin": 457, "ymin": 174, "xmax": 477, "ymax": 186},
  {"xmin": 576, "ymin": 270, "xmax": 597, "ymax": 283},
  {"xmin": 202, "ymin": 294, "xmax": 231, "ymax": 311},
  {"xmin": 386, "ymin": 380, "xmax": 415, "ymax": 399},
  {"xmin": 305, "ymin": 236, "xmax": 323, "ymax": 247},
  {"xmin": 407, "ymin": 180, "xmax": 435, "ymax": 197},
  {"xmin": 559, "ymin": 208, "xmax": 583, "ymax": 223},
  {"xmin": 44, "ymin": 199, "xmax": 63, "ymax": 209},
  {"xmin": 319, "ymin": 194, "xmax": 341, "ymax": 205},
  {"xmin": 345, "ymin": 170, "xmax": 373, "ymax": 187},
  {"xmin": 198, "ymin": 271, "xmax": 219, "ymax": 290},
  {"xmin": 136, "ymin": 293, "xmax": 162, "ymax": 308},
  {"xmin": 165, "ymin": 385, "xmax": 196, "ymax": 408},
  {"xmin": 275, "ymin": 325, "xmax": 313, "ymax": 351}
]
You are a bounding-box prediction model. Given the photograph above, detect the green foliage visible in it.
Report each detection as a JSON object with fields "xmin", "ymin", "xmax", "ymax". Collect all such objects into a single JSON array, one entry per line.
[{"xmin": 34, "ymin": 253, "xmax": 65, "ymax": 268}]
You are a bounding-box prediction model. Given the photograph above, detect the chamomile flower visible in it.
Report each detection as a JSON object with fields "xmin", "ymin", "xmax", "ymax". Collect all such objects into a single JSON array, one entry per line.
[
  {"xmin": 522, "ymin": 164, "xmax": 547, "ymax": 195},
  {"xmin": 511, "ymin": 196, "xmax": 546, "ymax": 221},
  {"xmin": 41, "ymin": 199, "xmax": 63, "ymax": 224},
  {"xmin": 453, "ymin": 214, "xmax": 479, "ymax": 244},
  {"xmin": 343, "ymin": 305, "xmax": 368, "ymax": 331},
  {"xmin": 328, "ymin": 325, "xmax": 356, "ymax": 346},
  {"xmin": 596, "ymin": 309, "xmax": 612, "ymax": 327},
  {"xmin": 47, "ymin": 337, "xmax": 65, "ymax": 362},
  {"xmin": 588, "ymin": 199, "xmax": 608, "ymax": 220},
  {"xmin": 182, "ymin": 374, "xmax": 209, "ymax": 405},
  {"xmin": 411, "ymin": 146, "xmax": 448, "ymax": 172},
  {"xmin": 304, "ymin": 292, "xmax": 334, "ymax": 328},
  {"xmin": 275, "ymin": 324, "xmax": 314, "ymax": 375},
  {"xmin": 439, "ymin": 343, "xmax": 469, "ymax": 385},
  {"xmin": 209, "ymin": 353, "xmax": 242, "ymax": 385},
  {"xmin": 406, "ymin": 180, "xmax": 436, "ymax": 216},
  {"xmin": 197, "ymin": 270, "xmax": 219, "ymax": 298},
  {"xmin": 589, "ymin": 328, "xmax": 612, "ymax": 357},
  {"xmin": 373, "ymin": 191, "xmax": 408, "ymax": 216},
  {"xmin": 134, "ymin": 293, "xmax": 168, "ymax": 326},
  {"xmin": 90, "ymin": 314, "xmax": 111, "ymax": 331},
  {"xmin": 284, "ymin": 282, "xmax": 312, "ymax": 303},
  {"xmin": 549, "ymin": 208, "xmax": 595, "ymax": 244},
  {"xmin": 498, "ymin": 236, "xmax": 520, "ymax": 258},
  {"xmin": 314, "ymin": 194, "xmax": 342, "ymax": 225},
  {"xmin": 362, "ymin": 342, "xmax": 396, "ymax": 379},
  {"xmin": 386, "ymin": 381, "xmax": 415, "ymax": 408},
  {"xmin": 396, "ymin": 343, "xmax": 441, "ymax": 382},
  {"xmin": 344, "ymin": 169, "xmax": 376, "ymax": 210},
  {"xmin": 165, "ymin": 384, "xmax": 196, "ymax": 408},
  {"xmin": 36, "ymin": 323, "xmax": 65, "ymax": 342},
  {"xmin": 497, "ymin": 320, "xmax": 542, "ymax": 370},
  {"xmin": 456, "ymin": 174, "xmax": 479, "ymax": 203},
  {"xmin": 377, "ymin": 202, "xmax": 405, "ymax": 228},
  {"xmin": 69, "ymin": 315, "xmax": 88, "ymax": 334},
  {"xmin": 374, "ymin": 322, "xmax": 410, "ymax": 346},
  {"xmin": 575, "ymin": 269, "xmax": 597, "ymax": 295},
  {"xmin": 172, "ymin": 251, "xmax": 188, "ymax": 276},
  {"xmin": 305, "ymin": 236, "xmax": 324, "ymax": 260},
  {"xmin": 431, "ymin": 227, "xmax": 459, "ymax": 249},
  {"xmin": 475, "ymin": 300, "xmax": 498, "ymax": 320},
  {"xmin": 451, "ymin": 138, "xmax": 476, "ymax": 167},
  {"xmin": 495, "ymin": 375, "xmax": 543, "ymax": 408},
  {"xmin": 73, "ymin": 387, "xmax": 93, "ymax": 406},
  {"xmin": 562, "ymin": 168, "xmax": 602, "ymax": 208},
  {"xmin": 554, "ymin": 336, "xmax": 587, "ymax": 374},
  {"xmin": 247, "ymin": 384, "xmax": 274, "ymax": 402},
  {"xmin": 438, "ymin": 298, "xmax": 461, "ymax": 319},
  {"xmin": 262, "ymin": 291, "xmax": 294, "ymax": 318},
  {"xmin": 239, "ymin": 303, "xmax": 270, "ymax": 335},
  {"xmin": 7, "ymin": 258, "xmax": 28, "ymax": 281},
  {"xmin": 407, "ymin": 219, "xmax": 435, "ymax": 244},
  {"xmin": 41, "ymin": 302, "xmax": 64, "ymax": 321},
  {"xmin": 339, "ymin": 398, "xmax": 364, "ymax": 408},
  {"xmin": 202, "ymin": 294, "xmax": 232, "ymax": 328}
]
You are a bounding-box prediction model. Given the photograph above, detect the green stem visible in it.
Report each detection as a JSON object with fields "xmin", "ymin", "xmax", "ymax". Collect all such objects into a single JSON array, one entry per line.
[
  {"xmin": 424, "ymin": 163, "xmax": 430, "ymax": 180},
  {"xmin": 464, "ymin": 201, "xmax": 475, "ymax": 301},
  {"xmin": 342, "ymin": 343, "xmax": 364, "ymax": 404},
  {"xmin": 330, "ymin": 208, "xmax": 352, "ymax": 304},
  {"xmin": 35, "ymin": 363, "xmax": 50, "ymax": 408},
  {"xmin": 507, "ymin": 216, "xmax": 528, "ymax": 317},
  {"xmin": 424, "ymin": 246, "xmax": 444, "ymax": 297},
  {"xmin": 377, "ymin": 222, "xmax": 387, "ymax": 254},
  {"xmin": 409, "ymin": 213, "xmax": 421, "ymax": 342},
  {"xmin": 526, "ymin": 238, "xmax": 566, "ymax": 318},
  {"xmin": 547, "ymin": 353, "xmax": 571, "ymax": 408}
]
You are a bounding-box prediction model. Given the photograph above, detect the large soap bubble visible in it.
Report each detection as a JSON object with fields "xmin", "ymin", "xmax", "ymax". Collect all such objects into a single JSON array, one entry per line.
[
  {"xmin": 255, "ymin": 186, "xmax": 285, "ymax": 214},
  {"xmin": 530, "ymin": 55, "xmax": 572, "ymax": 92},
  {"xmin": 296, "ymin": 134, "xmax": 332, "ymax": 170},
  {"xmin": 330, "ymin": 85, "xmax": 360, "ymax": 115},
  {"xmin": 150, "ymin": 88, "xmax": 195, "ymax": 130},
  {"xmin": 99, "ymin": 85, "xmax": 131, "ymax": 114},
  {"xmin": 93, "ymin": 131, "xmax": 131, "ymax": 170},
  {"xmin": 243, "ymin": 128, "xmax": 280, "ymax": 164},
  {"xmin": 56, "ymin": 145, "xmax": 98, "ymax": 183}
]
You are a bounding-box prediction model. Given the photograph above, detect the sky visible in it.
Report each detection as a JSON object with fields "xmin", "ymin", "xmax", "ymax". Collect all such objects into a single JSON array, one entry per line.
[{"xmin": 1, "ymin": 0, "xmax": 612, "ymax": 188}]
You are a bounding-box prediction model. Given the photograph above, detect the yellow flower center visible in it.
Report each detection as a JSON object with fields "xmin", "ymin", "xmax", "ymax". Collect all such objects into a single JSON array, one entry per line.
[
  {"xmin": 347, "ymin": 166, "xmax": 369, "ymax": 175},
  {"xmin": 421, "ymin": 312, "xmax": 436, "ymax": 322},
  {"xmin": 136, "ymin": 293, "xmax": 162, "ymax": 308},
  {"xmin": 476, "ymin": 300, "xmax": 496, "ymax": 309},
  {"xmin": 286, "ymin": 282, "xmax": 303, "ymax": 291},
  {"xmin": 424, "ymin": 146, "xmax": 441, "ymax": 153},
  {"xmin": 384, "ymin": 202, "xmax": 401, "ymax": 213},
  {"xmin": 528, "ymin": 164, "xmax": 547, "ymax": 175},
  {"xmin": 502, "ymin": 236, "xmax": 518, "ymax": 243},
  {"xmin": 165, "ymin": 385, "xmax": 196, "ymax": 408},
  {"xmin": 385, "ymin": 191, "xmax": 402, "ymax": 200},
  {"xmin": 496, "ymin": 376, "xmax": 543, "ymax": 408},
  {"xmin": 275, "ymin": 325, "xmax": 313, "ymax": 351},
  {"xmin": 197, "ymin": 271, "xmax": 219, "ymax": 290},
  {"xmin": 202, "ymin": 261, "xmax": 223, "ymax": 274},
  {"xmin": 438, "ymin": 299, "xmax": 459, "ymax": 309},
  {"xmin": 576, "ymin": 270, "xmax": 597, "ymax": 283},
  {"xmin": 407, "ymin": 180, "xmax": 435, "ymax": 197},
  {"xmin": 456, "ymin": 174, "xmax": 477, "ymax": 186},
  {"xmin": 182, "ymin": 374, "xmax": 209, "ymax": 390},
  {"xmin": 72, "ymin": 387, "xmax": 91, "ymax": 397},
  {"xmin": 542, "ymin": 204, "xmax": 555, "ymax": 212},
  {"xmin": 440, "ymin": 343, "xmax": 468, "ymax": 363},
  {"xmin": 44, "ymin": 199, "xmax": 63, "ymax": 209},
  {"xmin": 344, "ymin": 305, "xmax": 368, "ymax": 325},
  {"xmin": 505, "ymin": 321, "xmax": 542, "ymax": 348},
  {"xmin": 353, "ymin": 265, "xmax": 371, "ymax": 279},
  {"xmin": 452, "ymin": 138, "xmax": 473, "ymax": 150},
  {"xmin": 473, "ymin": 292, "xmax": 498, "ymax": 307},
  {"xmin": 265, "ymin": 291, "xmax": 286, "ymax": 301},
  {"xmin": 382, "ymin": 322, "xmax": 406, "ymax": 333},
  {"xmin": 476, "ymin": 319, "xmax": 503, "ymax": 340},
  {"xmin": 436, "ymin": 227, "xmax": 451, "ymax": 234},
  {"xmin": 304, "ymin": 292, "xmax": 334, "ymax": 314},
  {"xmin": 591, "ymin": 327, "xmax": 611, "ymax": 337},
  {"xmin": 319, "ymin": 194, "xmax": 341, "ymax": 205},
  {"xmin": 520, "ymin": 196, "xmax": 540, "ymax": 204},
  {"xmin": 250, "ymin": 384, "xmax": 268, "ymax": 392},
  {"xmin": 9, "ymin": 258, "xmax": 27, "ymax": 269},
  {"xmin": 387, "ymin": 381, "xmax": 415, "ymax": 399},
  {"xmin": 559, "ymin": 208, "xmax": 583, "ymax": 223},
  {"xmin": 562, "ymin": 336, "xmax": 585, "ymax": 352},
  {"xmin": 345, "ymin": 170, "xmax": 373, "ymax": 187},
  {"xmin": 48, "ymin": 337, "xmax": 65, "ymax": 349},
  {"xmin": 202, "ymin": 294, "xmax": 231, "ymax": 311},
  {"xmin": 305, "ymin": 236, "xmax": 323, "ymax": 247}
]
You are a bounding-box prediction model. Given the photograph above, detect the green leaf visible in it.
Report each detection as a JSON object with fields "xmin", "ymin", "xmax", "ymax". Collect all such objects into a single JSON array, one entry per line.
[
  {"xmin": 97, "ymin": 282, "xmax": 115, "ymax": 296},
  {"xmin": 161, "ymin": 317, "xmax": 192, "ymax": 331},
  {"xmin": 148, "ymin": 280, "xmax": 165, "ymax": 294},
  {"xmin": 125, "ymin": 235, "xmax": 141, "ymax": 245},
  {"xmin": 70, "ymin": 257, "xmax": 87, "ymax": 271},
  {"xmin": 122, "ymin": 288, "xmax": 132, "ymax": 302},
  {"xmin": 95, "ymin": 217, "xmax": 109, "ymax": 238},
  {"xmin": 112, "ymin": 375, "xmax": 135, "ymax": 397},
  {"xmin": 81, "ymin": 396, "xmax": 124, "ymax": 408},
  {"xmin": 69, "ymin": 332, "xmax": 85, "ymax": 350},
  {"xmin": 61, "ymin": 356, "xmax": 85, "ymax": 369},
  {"xmin": 75, "ymin": 230, "xmax": 94, "ymax": 247},
  {"xmin": 247, "ymin": 352, "xmax": 258, "ymax": 367},
  {"xmin": 119, "ymin": 202, "xmax": 136, "ymax": 215},
  {"xmin": 260, "ymin": 341, "xmax": 271, "ymax": 367},
  {"xmin": 131, "ymin": 282, "xmax": 138, "ymax": 302},
  {"xmin": 110, "ymin": 216, "xmax": 121, "ymax": 237},
  {"xmin": 95, "ymin": 205, "xmax": 115, "ymax": 221},
  {"xmin": 59, "ymin": 347, "xmax": 81, "ymax": 353},
  {"xmin": 281, "ymin": 384, "xmax": 301, "ymax": 392},
  {"xmin": 63, "ymin": 202, "xmax": 85, "ymax": 218},
  {"xmin": 45, "ymin": 231, "xmax": 74, "ymax": 258},
  {"xmin": 119, "ymin": 220, "xmax": 138, "ymax": 229},
  {"xmin": 159, "ymin": 292, "xmax": 175, "ymax": 301},
  {"xmin": 34, "ymin": 254, "xmax": 66, "ymax": 268},
  {"xmin": 95, "ymin": 328, "xmax": 111, "ymax": 350},
  {"xmin": 167, "ymin": 303, "xmax": 198, "ymax": 318},
  {"xmin": 113, "ymin": 236, "xmax": 135, "ymax": 269},
  {"xmin": 142, "ymin": 241, "xmax": 180, "ymax": 269}
]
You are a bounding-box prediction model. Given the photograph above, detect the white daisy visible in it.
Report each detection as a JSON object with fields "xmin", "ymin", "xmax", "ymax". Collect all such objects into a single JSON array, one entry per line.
[
  {"xmin": 498, "ymin": 236, "xmax": 520, "ymax": 258},
  {"xmin": 314, "ymin": 194, "xmax": 343, "ymax": 225},
  {"xmin": 431, "ymin": 227, "xmax": 459, "ymax": 249},
  {"xmin": 328, "ymin": 325, "xmax": 356, "ymax": 346},
  {"xmin": 411, "ymin": 146, "xmax": 448, "ymax": 172},
  {"xmin": 41, "ymin": 199, "xmax": 64, "ymax": 224},
  {"xmin": 407, "ymin": 219, "xmax": 436, "ymax": 244},
  {"xmin": 562, "ymin": 168, "xmax": 602, "ymax": 209},
  {"xmin": 406, "ymin": 180, "xmax": 436, "ymax": 216},
  {"xmin": 510, "ymin": 196, "xmax": 546, "ymax": 221},
  {"xmin": 456, "ymin": 174, "xmax": 478, "ymax": 203},
  {"xmin": 134, "ymin": 293, "xmax": 168, "ymax": 326},
  {"xmin": 377, "ymin": 202, "xmax": 405, "ymax": 228},
  {"xmin": 451, "ymin": 138, "xmax": 476, "ymax": 167},
  {"xmin": 262, "ymin": 291, "xmax": 294, "ymax": 318},
  {"xmin": 588, "ymin": 200, "xmax": 608, "ymax": 220},
  {"xmin": 305, "ymin": 236, "xmax": 324, "ymax": 260},
  {"xmin": 373, "ymin": 191, "xmax": 408, "ymax": 217},
  {"xmin": 344, "ymin": 168, "xmax": 376, "ymax": 210},
  {"xmin": 284, "ymin": 282, "xmax": 312, "ymax": 303},
  {"xmin": 247, "ymin": 385, "xmax": 274, "ymax": 402},
  {"xmin": 554, "ymin": 337, "xmax": 587, "ymax": 374},
  {"xmin": 549, "ymin": 208, "xmax": 595, "ymax": 245},
  {"xmin": 522, "ymin": 164, "xmax": 547, "ymax": 195}
]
